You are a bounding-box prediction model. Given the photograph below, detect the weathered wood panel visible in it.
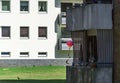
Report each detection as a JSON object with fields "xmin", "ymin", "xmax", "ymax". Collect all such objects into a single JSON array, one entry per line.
[
  {"xmin": 66, "ymin": 66, "xmax": 112, "ymax": 83},
  {"xmin": 71, "ymin": 31, "xmax": 87, "ymax": 65},
  {"xmin": 66, "ymin": 4, "xmax": 112, "ymax": 31}
]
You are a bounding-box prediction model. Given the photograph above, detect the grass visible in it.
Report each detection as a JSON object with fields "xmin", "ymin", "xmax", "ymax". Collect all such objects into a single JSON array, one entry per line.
[
  {"xmin": 0, "ymin": 66, "xmax": 66, "ymax": 83},
  {"xmin": 0, "ymin": 80, "xmax": 66, "ymax": 83}
]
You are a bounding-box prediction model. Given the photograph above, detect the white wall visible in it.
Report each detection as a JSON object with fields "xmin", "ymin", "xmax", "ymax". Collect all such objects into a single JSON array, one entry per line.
[{"xmin": 0, "ymin": 0, "xmax": 60, "ymax": 59}]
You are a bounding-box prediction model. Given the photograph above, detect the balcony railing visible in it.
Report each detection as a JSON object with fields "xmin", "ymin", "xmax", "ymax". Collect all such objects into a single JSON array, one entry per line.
[
  {"xmin": 66, "ymin": 4, "xmax": 113, "ymax": 31},
  {"xmin": 59, "ymin": 38, "xmax": 73, "ymax": 50}
]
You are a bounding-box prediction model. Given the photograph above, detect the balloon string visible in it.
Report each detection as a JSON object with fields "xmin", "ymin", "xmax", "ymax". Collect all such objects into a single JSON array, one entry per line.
[{"xmin": 66, "ymin": 47, "xmax": 71, "ymax": 64}]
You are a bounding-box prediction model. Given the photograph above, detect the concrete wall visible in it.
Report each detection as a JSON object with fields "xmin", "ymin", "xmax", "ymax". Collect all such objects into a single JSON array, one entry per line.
[
  {"xmin": 0, "ymin": 59, "xmax": 73, "ymax": 67},
  {"xmin": 94, "ymin": 68, "xmax": 112, "ymax": 83}
]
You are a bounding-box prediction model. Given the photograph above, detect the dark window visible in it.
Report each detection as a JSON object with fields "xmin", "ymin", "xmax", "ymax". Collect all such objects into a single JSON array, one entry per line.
[
  {"xmin": 38, "ymin": 27, "xmax": 47, "ymax": 38},
  {"xmin": 2, "ymin": 0, "xmax": 10, "ymax": 11},
  {"xmin": 38, "ymin": 1, "xmax": 47, "ymax": 12},
  {"xmin": 61, "ymin": 40, "xmax": 67, "ymax": 43},
  {"xmin": 20, "ymin": 1, "xmax": 29, "ymax": 11},
  {"xmin": 20, "ymin": 27, "xmax": 29, "ymax": 37},
  {"xmin": 20, "ymin": 52, "xmax": 29, "ymax": 55},
  {"xmin": 87, "ymin": 36, "xmax": 97, "ymax": 63},
  {"xmin": 38, "ymin": 52, "xmax": 47, "ymax": 55},
  {"xmin": 61, "ymin": 3, "xmax": 72, "ymax": 12},
  {"xmin": 1, "ymin": 52, "xmax": 10, "ymax": 56},
  {"xmin": 2, "ymin": 26, "xmax": 10, "ymax": 37},
  {"xmin": 38, "ymin": 52, "xmax": 47, "ymax": 56}
]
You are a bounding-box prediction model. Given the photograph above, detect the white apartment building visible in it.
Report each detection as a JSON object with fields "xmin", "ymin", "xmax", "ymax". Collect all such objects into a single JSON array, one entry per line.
[{"xmin": 0, "ymin": 0, "xmax": 60, "ymax": 59}]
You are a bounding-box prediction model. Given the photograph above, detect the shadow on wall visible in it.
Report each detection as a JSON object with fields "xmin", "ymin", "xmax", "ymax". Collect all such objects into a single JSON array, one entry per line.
[{"xmin": 0, "ymin": 80, "xmax": 66, "ymax": 83}]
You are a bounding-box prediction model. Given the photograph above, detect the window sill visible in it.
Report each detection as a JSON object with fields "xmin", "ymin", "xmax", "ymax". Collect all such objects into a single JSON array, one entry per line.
[
  {"xmin": 0, "ymin": 37, "xmax": 11, "ymax": 39},
  {"xmin": 38, "ymin": 55, "xmax": 47, "ymax": 57},
  {"xmin": 1, "ymin": 55, "xmax": 10, "ymax": 57},
  {"xmin": 0, "ymin": 11, "xmax": 11, "ymax": 13},
  {"xmin": 38, "ymin": 11, "xmax": 47, "ymax": 14},
  {"xmin": 20, "ymin": 11, "xmax": 29, "ymax": 14},
  {"xmin": 20, "ymin": 37, "xmax": 29, "ymax": 39},
  {"xmin": 38, "ymin": 37, "xmax": 47, "ymax": 40},
  {"xmin": 19, "ymin": 55, "xmax": 29, "ymax": 57}
]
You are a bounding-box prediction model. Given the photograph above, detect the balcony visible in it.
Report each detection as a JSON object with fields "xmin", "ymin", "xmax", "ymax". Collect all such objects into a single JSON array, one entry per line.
[
  {"xmin": 66, "ymin": 4, "xmax": 113, "ymax": 31},
  {"xmin": 59, "ymin": 12, "xmax": 66, "ymax": 27},
  {"xmin": 60, "ymin": 38, "xmax": 73, "ymax": 50},
  {"xmin": 61, "ymin": 17, "xmax": 66, "ymax": 25}
]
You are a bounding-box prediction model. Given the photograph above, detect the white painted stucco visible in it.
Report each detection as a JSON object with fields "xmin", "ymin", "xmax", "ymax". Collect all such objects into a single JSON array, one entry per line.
[{"xmin": 0, "ymin": 0, "xmax": 60, "ymax": 59}]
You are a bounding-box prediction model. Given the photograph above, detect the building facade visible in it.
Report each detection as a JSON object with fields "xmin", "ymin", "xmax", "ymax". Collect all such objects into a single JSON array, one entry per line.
[
  {"xmin": 66, "ymin": 0, "xmax": 113, "ymax": 83},
  {"xmin": 55, "ymin": 0, "xmax": 82, "ymax": 58},
  {"xmin": 0, "ymin": 0, "xmax": 60, "ymax": 59}
]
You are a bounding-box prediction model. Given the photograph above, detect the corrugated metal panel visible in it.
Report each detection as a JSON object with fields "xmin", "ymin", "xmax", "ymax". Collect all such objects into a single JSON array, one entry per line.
[
  {"xmin": 97, "ymin": 29, "xmax": 113, "ymax": 67},
  {"xmin": 73, "ymin": 7, "xmax": 84, "ymax": 30},
  {"xmin": 66, "ymin": 4, "xmax": 112, "ymax": 31},
  {"xmin": 67, "ymin": 7, "xmax": 83, "ymax": 31}
]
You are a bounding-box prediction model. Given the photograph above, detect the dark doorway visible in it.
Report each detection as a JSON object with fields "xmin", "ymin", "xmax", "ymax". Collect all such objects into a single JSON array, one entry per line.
[{"xmin": 87, "ymin": 36, "xmax": 98, "ymax": 64}]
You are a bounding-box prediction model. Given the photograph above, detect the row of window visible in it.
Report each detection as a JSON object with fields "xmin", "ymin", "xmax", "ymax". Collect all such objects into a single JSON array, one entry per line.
[
  {"xmin": 0, "ymin": 26, "xmax": 47, "ymax": 39},
  {"xmin": 0, "ymin": 0, "xmax": 47, "ymax": 13},
  {"xmin": 1, "ymin": 52, "xmax": 47, "ymax": 57}
]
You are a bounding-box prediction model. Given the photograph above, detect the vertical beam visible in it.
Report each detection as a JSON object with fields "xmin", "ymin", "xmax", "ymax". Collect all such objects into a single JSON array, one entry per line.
[
  {"xmin": 113, "ymin": 0, "xmax": 120, "ymax": 83},
  {"xmin": 71, "ymin": 31, "xmax": 87, "ymax": 66}
]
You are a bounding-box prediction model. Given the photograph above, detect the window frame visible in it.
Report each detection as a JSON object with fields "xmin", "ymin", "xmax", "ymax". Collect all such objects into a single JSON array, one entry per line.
[
  {"xmin": 0, "ymin": 26, "xmax": 11, "ymax": 39},
  {"xmin": 38, "ymin": 1, "xmax": 47, "ymax": 13},
  {"xmin": 38, "ymin": 26, "xmax": 47, "ymax": 39},
  {"xmin": 20, "ymin": 26, "xmax": 29, "ymax": 39},
  {"xmin": 0, "ymin": 0, "xmax": 10, "ymax": 12},
  {"xmin": 20, "ymin": 0, "xmax": 29, "ymax": 13}
]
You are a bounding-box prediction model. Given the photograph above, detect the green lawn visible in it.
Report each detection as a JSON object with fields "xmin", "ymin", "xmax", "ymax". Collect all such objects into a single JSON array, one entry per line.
[{"xmin": 0, "ymin": 66, "xmax": 66, "ymax": 83}]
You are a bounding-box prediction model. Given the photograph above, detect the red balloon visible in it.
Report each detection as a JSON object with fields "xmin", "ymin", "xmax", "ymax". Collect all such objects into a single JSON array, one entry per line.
[{"xmin": 66, "ymin": 40, "xmax": 73, "ymax": 48}]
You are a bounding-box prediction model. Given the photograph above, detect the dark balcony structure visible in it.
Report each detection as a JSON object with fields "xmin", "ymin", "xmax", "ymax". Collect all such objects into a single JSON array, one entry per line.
[
  {"xmin": 66, "ymin": 3, "xmax": 113, "ymax": 83},
  {"xmin": 83, "ymin": 0, "xmax": 112, "ymax": 3},
  {"xmin": 67, "ymin": 4, "xmax": 112, "ymax": 31}
]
